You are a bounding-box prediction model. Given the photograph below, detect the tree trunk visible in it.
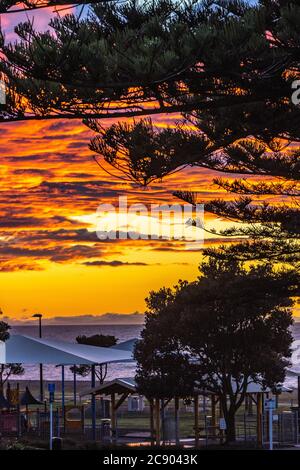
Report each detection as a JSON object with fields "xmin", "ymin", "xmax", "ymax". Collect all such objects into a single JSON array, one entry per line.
[{"xmin": 225, "ymin": 411, "xmax": 236, "ymax": 444}]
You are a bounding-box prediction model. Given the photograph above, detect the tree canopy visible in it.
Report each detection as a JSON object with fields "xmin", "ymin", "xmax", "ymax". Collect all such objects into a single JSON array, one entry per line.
[
  {"xmin": 1, "ymin": 0, "xmax": 300, "ymax": 263},
  {"xmin": 0, "ymin": 1, "xmax": 99, "ymax": 13},
  {"xmin": 1, "ymin": 0, "xmax": 300, "ymax": 124},
  {"xmin": 135, "ymin": 258, "xmax": 298, "ymax": 441},
  {"xmin": 76, "ymin": 333, "xmax": 117, "ymax": 348},
  {"xmin": 71, "ymin": 333, "xmax": 117, "ymax": 383},
  {"xmin": 0, "ymin": 321, "xmax": 24, "ymax": 389}
]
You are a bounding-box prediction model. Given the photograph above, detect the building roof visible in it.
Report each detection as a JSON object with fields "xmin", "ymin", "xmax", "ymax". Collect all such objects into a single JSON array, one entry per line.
[
  {"xmin": 81, "ymin": 377, "xmax": 292, "ymax": 398},
  {"xmin": 0, "ymin": 335, "xmax": 133, "ymax": 365},
  {"xmin": 111, "ymin": 338, "xmax": 138, "ymax": 352},
  {"xmin": 81, "ymin": 377, "xmax": 137, "ymax": 397},
  {"xmin": 287, "ymin": 368, "xmax": 300, "ymax": 376}
]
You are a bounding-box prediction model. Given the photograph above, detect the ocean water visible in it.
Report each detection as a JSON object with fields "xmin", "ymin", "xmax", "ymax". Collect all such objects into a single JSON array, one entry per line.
[{"xmin": 9, "ymin": 322, "xmax": 300, "ymax": 388}]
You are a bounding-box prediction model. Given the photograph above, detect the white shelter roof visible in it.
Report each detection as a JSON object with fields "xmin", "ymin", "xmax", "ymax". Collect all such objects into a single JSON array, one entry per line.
[
  {"xmin": 287, "ymin": 368, "xmax": 300, "ymax": 376},
  {"xmin": 111, "ymin": 338, "xmax": 138, "ymax": 351},
  {"xmin": 0, "ymin": 335, "xmax": 133, "ymax": 365}
]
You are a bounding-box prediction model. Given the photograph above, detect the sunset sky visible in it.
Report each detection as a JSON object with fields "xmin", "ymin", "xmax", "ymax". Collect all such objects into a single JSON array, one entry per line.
[
  {"xmin": 0, "ymin": 5, "xmax": 295, "ymax": 323},
  {"xmin": 0, "ymin": 110, "xmax": 224, "ymax": 321}
]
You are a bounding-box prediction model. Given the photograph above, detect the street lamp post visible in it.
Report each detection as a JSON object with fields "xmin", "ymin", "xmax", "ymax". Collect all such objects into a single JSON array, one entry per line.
[{"xmin": 32, "ymin": 313, "xmax": 43, "ymax": 401}]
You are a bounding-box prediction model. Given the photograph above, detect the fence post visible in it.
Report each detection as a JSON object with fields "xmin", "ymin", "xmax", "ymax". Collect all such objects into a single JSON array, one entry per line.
[
  {"xmin": 155, "ymin": 398, "xmax": 160, "ymax": 446},
  {"xmin": 269, "ymin": 407, "xmax": 273, "ymax": 450},
  {"xmin": 17, "ymin": 405, "xmax": 21, "ymax": 438},
  {"xmin": 149, "ymin": 399, "xmax": 155, "ymax": 446},
  {"xmin": 81, "ymin": 405, "xmax": 85, "ymax": 434},
  {"xmin": 279, "ymin": 413, "xmax": 282, "ymax": 444},
  {"xmin": 49, "ymin": 402, "xmax": 53, "ymax": 450},
  {"xmin": 211, "ymin": 395, "xmax": 216, "ymax": 437},
  {"xmin": 56, "ymin": 407, "xmax": 60, "ymax": 437},
  {"xmin": 175, "ymin": 397, "xmax": 180, "ymax": 447},
  {"xmin": 91, "ymin": 364, "xmax": 96, "ymax": 440},
  {"xmin": 204, "ymin": 414, "xmax": 208, "ymax": 447},
  {"xmin": 161, "ymin": 399, "xmax": 165, "ymax": 445},
  {"xmin": 296, "ymin": 411, "xmax": 299, "ymax": 445},
  {"xmin": 219, "ymin": 398, "xmax": 224, "ymax": 445},
  {"xmin": 256, "ymin": 393, "xmax": 263, "ymax": 448},
  {"xmin": 194, "ymin": 395, "xmax": 199, "ymax": 448},
  {"xmin": 37, "ymin": 408, "xmax": 40, "ymax": 436}
]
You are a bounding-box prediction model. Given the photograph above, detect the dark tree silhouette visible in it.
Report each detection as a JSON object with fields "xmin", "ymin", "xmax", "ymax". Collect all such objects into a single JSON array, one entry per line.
[
  {"xmin": 76, "ymin": 334, "xmax": 117, "ymax": 348},
  {"xmin": 135, "ymin": 259, "xmax": 298, "ymax": 442},
  {"xmin": 1, "ymin": 1, "xmax": 300, "ymax": 262},
  {"xmin": 0, "ymin": 321, "xmax": 24, "ymax": 389},
  {"xmin": 70, "ymin": 333, "xmax": 117, "ymax": 383},
  {"xmin": 1, "ymin": 0, "xmax": 300, "ymax": 125},
  {"xmin": 0, "ymin": 1, "xmax": 102, "ymax": 13}
]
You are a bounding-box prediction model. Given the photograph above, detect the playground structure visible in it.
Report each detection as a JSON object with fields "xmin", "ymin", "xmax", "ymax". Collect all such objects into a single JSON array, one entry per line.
[
  {"xmin": 0, "ymin": 336, "xmax": 299, "ymax": 448},
  {"xmin": 0, "ymin": 334, "xmax": 134, "ymax": 441},
  {"xmin": 0, "ymin": 384, "xmax": 94, "ymax": 439},
  {"xmin": 0, "ymin": 380, "xmax": 298, "ymax": 448}
]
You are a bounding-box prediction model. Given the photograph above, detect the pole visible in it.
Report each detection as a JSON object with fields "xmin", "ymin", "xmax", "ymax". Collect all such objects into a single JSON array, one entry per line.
[
  {"xmin": 150, "ymin": 399, "xmax": 155, "ymax": 446},
  {"xmin": 39, "ymin": 364, "xmax": 43, "ymax": 402},
  {"xmin": 48, "ymin": 383, "xmax": 55, "ymax": 449},
  {"xmin": 39, "ymin": 316, "xmax": 42, "ymax": 338},
  {"xmin": 257, "ymin": 393, "xmax": 263, "ymax": 448},
  {"xmin": 73, "ymin": 365, "xmax": 77, "ymax": 405},
  {"xmin": 39, "ymin": 317, "xmax": 43, "ymax": 401},
  {"xmin": 61, "ymin": 365, "xmax": 65, "ymax": 409},
  {"xmin": 91, "ymin": 364, "xmax": 96, "ymax": 440},
  {"xmin": 50, "ymin": 401, "xmax": 53, "ymax": 450},
  {"xmin": 61, "ymin": 365, "xmax": 65, "ymax": 429},
  {"xmin": 194, "ymin": 395, "xmax": 199, "ymax": 448},
  {"xmin": 175, "ymin": 397, "xmax": 180, "ymax": 447},
  {"xmin": 111, "ymin": 392, "xmax": 116, "ymax": 444},
  {"xmin": 56, "ymin": 407, "xmax": 60, "ymax": 437},
  {"xmin": 211, "ymin": 394, "xmax": 216, "ymax": 437},
  {"xmin": 161, "ymin": 399, "xmax": 165, "ymax": 445},
  {"xmin": 219, "ymin": 397, "xmax": 224, "ymax": 444},
  {"xmin": 17, "ymin": 404, "xmax": 21, "ymax": 437},
  {"xmin": 269, "ymin": 406, "xmax": 273, "ymax": 451},
  {"xmin": 155, "ymin": 398, "xmax": 160, "ymax": 446}
]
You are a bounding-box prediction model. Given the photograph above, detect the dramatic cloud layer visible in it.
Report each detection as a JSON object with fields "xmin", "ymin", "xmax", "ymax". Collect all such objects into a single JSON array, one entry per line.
[{"xmin": 0, "ymin": 6, "xmax": 286, "ymax": 320}]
